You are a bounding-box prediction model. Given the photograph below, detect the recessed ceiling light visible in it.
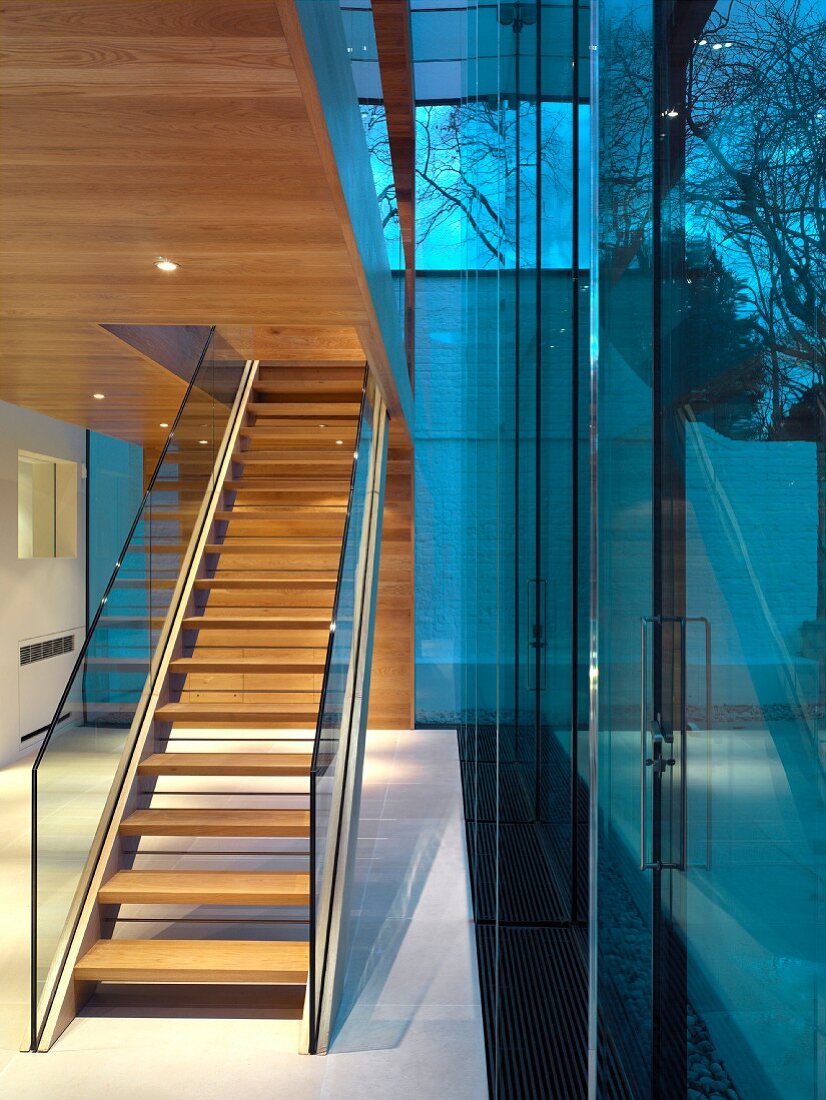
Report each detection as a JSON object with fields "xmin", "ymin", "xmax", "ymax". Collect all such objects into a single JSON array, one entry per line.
[
  {"xmin": 335, "ymin": 439, "xmax": 344, "ymax": 445},
  {"xmin": 698, "ymin": 38, "xmax": 708, "ymax": 45},
  {"xmin": 319, "ymin": 423, "xmax": 327, "ymax": 429},
  {"xmin": 92, "ymin": 393, "xmax": 105, "ymax": 400},
  {"xmin": 159, "ymin": 422, "xmax": 169, "ymax": 428},
  {"xmin": 724, "ymin": 41, "xmax": 733, "ymax": 48},
  {"xmin": 712, "ymin": 42, "xmax": 723, "ymax": 50},
  {"xmin": 155, "ymin": 258, "xmax": 179, "ymax": 272},
  {"xmin": 198, "ymin": 439, "xmax": 208, "ymax": 445}
]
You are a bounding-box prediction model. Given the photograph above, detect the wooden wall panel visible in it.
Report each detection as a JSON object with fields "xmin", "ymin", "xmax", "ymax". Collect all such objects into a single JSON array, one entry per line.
[{"xmin": 368, "ymin": 421, "xmax": 414, "ymax": 730}]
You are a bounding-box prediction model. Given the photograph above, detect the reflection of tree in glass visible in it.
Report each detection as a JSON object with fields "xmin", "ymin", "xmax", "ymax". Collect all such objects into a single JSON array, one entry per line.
[
  {"xmin": 601, "ymin": 0, "xmax": 825, "ymax": 633},
  {"xmin": 599, "ymin": 7, "xmax": 655, "ymax": 277},
  {"xmin": 685, "ymin": 0, "xmax": 825, "ymax": 628},
  {"xmin": 361, "ymin": 104, "xmax": 399, "ymax": 231}
]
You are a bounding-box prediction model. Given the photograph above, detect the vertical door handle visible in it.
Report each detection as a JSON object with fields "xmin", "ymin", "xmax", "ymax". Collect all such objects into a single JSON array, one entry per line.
[
  {"xmin": 640, "ymin": 617, "xmax": 653, "ymax": 869},
  {"xmin": 639, "ymin": 615, "xmax": 682, "ymax": 872},
  {"xmin": 685, "ymin": 617, "xmax": 712, "ymax": 870}
]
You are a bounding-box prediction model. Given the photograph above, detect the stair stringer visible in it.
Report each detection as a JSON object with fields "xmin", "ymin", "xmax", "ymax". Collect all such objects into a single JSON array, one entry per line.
[{"xmin": 34, "ymin": 360, "xmax": 260, "ymax": 1051}]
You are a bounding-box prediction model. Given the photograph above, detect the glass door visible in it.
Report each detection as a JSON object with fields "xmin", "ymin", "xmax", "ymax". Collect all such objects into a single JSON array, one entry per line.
[
  {"xmin": 656, "ymin": 0, "xmax": 826, "ymax": 1096},
  {"xmin": 594, "ymin": 1, "xmax": 826, "ymax": 1097}
]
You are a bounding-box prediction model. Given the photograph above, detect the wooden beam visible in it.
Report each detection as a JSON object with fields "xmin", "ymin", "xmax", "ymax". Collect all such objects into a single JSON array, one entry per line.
[{"xmin": 372, "ymin": 0, "xmax": 416, "ymax": 374}]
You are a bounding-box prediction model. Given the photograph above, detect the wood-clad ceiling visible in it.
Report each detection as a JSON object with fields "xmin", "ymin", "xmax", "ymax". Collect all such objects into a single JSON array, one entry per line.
[
  {"xmin": 0, "ymin": 321, "xmax": 191, "ymax": 444},
  {"xmin": 0, "ymin": 0, "xmax": 397, "ymax": 446}
]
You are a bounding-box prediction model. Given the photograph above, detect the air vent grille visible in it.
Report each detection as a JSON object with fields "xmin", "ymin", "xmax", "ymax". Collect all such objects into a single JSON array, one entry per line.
[{"xmin": 20, "ymin": 633, "xmax": 75, "ymax": 667}]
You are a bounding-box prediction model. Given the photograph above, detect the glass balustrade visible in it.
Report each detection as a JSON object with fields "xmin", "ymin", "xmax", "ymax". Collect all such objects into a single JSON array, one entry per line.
[{"xmin": 30, "ymin": 329, "xmax": 246, "ymax": 1048}]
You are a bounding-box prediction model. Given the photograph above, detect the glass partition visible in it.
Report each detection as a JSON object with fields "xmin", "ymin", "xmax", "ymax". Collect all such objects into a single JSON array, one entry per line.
[
  {"xmin": 340, "ymin": 0, "xmax": 407, "ymax": 329},
  {"xmin": 411, "ymin": 2, "xmax": 594, "ymax": 1094},
  {"xmin": 86, "ymin": 433, "xmax": 144, "ymax": 619},
  {"xmin": 31, "ymin": 329, "xmax": 246, "ymax": 1049},
  {"xmin": 309, "ymin": 376, "xmax": 388, "ymax": 1054}
]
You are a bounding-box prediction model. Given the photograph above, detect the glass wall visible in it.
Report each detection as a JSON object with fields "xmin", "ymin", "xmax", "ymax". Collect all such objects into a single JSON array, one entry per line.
[
  {"xmin": 412, "ymin": 2, "xmax": 594, "ymax": 1095},
  {"xmin": 341, "ymin": 2, "xmax": 407, "ymax": 329},
  {"xmin": 87, "ymin": 432, "xmax": 143, "ymax": 619},
  {"xmin": 412, "ymin": 0, "xmax": 824, "ymax": 1095}
]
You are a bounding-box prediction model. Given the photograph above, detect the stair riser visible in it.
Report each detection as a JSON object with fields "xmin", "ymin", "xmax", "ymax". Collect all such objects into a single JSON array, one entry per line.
[
  {"xmin": 175, "ymin": 687, "xmax": 321, "ymax": 703},
  {"xmin": 175, "ymin": 672, "xmax": 321, "ymax": 689},
  {"xmin": 199, "ymin": 591, "xmax": 334, "ymax": 608},
  {"xmin": 242, "ymin": 433, "xmax": 356, "ymax": 449},
  {"xmin": 216, "ymin": 519, "xmax": 346, "ymax": 538},
  {"xmin": 211, "ymin": 555, "xmax": 340, "ymax": 571}
]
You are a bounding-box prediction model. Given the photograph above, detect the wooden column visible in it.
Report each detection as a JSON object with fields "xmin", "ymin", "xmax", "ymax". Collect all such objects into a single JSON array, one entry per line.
[
  {"xmin": 368, "ymin": 420, "xmax": 414, "ymax": 729},
  {"xmin": 372, "ymin": 0, "xmax": 416, "ymax": 375}
]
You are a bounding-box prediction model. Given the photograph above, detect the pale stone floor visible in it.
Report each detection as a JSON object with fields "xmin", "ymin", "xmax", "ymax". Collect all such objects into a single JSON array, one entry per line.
[{"xmin": 0, "ymin": 730, "xmax": 488, "ymax": 1100}]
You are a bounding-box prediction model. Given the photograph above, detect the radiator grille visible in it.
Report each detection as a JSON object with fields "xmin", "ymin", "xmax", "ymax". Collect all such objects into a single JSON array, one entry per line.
[{"xmin": 20, "ymin": 633, "xmax": 75, "ymax": 667}]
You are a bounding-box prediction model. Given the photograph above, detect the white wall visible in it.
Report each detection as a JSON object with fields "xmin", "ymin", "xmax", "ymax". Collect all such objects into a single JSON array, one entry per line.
[{"xmin": 0, "ymin": 400, "xmax": 86, "ymax": 765}]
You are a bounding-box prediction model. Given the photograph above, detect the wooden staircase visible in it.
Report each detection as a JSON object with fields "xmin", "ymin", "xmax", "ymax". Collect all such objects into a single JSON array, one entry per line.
[{"xmin": 73, "ymin": 362, "xmax": 364, "ymax": 998}]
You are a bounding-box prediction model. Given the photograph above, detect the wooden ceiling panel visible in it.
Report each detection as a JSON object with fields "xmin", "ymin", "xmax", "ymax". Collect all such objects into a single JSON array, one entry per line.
[
  {"xmin": 0, "ymin": 0, "xmax": 399, "ymax": 442},
  {"xmin": 0, "ymin": 321, "xmax": 189, "ymax": 445},
  {"xmin": 0, "ymin": 3, "xmax": 286, "ymax": 41}
]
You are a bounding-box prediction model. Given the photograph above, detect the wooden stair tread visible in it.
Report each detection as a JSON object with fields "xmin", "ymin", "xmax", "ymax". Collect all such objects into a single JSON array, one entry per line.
[
  {"xmin": 75, "ymin": 938, "xmax": 309, "ymax": 984},
  {"xmin": 214, "ymin": 511, "xmax": 344, "ymax": 521},
  {"xmin": 239, "ymin": 432, "xmax": 356, "ymax": 445},
  {"xmin": 231, "ymin": 419, "xmax": 355, "ymax": 432},
  {"xmin": 207, "ymin": 537, "xmax": 341, "ymax": 548},
  {"xmin": 182, "ymin": 615, "xmax": 329, "ymax": 629},
  {"xmin": 138, "ymin": 751, "xmax": 312, "ymax": 775},
  {"xmin": 204, "ymin": 545, "xmax": 339, "ymax": 558},
  {"xmin": 195, "ymin": 575, "xmax": 335, "ymax": 588},
  {"xmin": 252, "ymin": 377, "xmax": 361, "ymax": 391},
  {"xmin": 98, "ymin": 870, "xmax": 310, "ymax": 906},
  {"xmin": 240, "ymin": 427, "xmax": 356, "ymax": 441},
  {"xmin": 120, "ymin": 808, "xmax": 310, "ymax": 837}
]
